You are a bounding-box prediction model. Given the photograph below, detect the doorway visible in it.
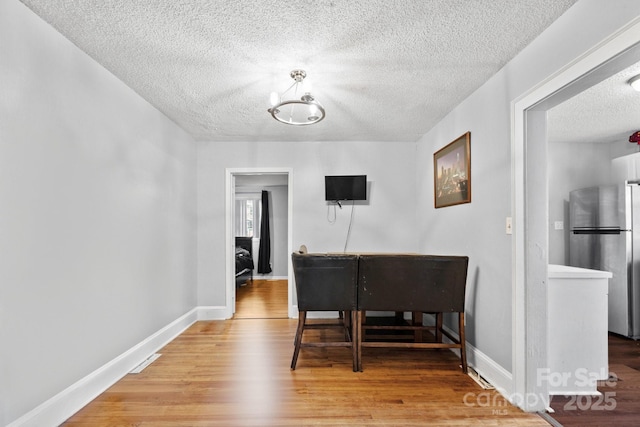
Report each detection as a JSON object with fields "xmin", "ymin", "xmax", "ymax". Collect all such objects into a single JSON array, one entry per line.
[
  {"xmin": 225, "ymin": 168, "xmax": 294, "ymax": 320},
  {"xmin": 513, "ymin": 21, "xmax": 640, "ymax": 411}
]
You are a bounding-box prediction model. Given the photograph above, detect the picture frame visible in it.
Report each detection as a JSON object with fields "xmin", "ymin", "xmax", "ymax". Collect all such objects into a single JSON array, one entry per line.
[{"xmin": 434, "ymin": 132, "xmax": 471, "ymax": 208}]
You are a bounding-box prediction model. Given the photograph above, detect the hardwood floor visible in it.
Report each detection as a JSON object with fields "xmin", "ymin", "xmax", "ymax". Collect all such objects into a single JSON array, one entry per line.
[
  {"xmin": 548, "ymin": 334, "xmax": 640, "ymax": 426},
  {"xmin": 62, "ymin": 281, "xmax": 549, "ymax": 426},
  {"xmin": 64, "ymin": 319, "xmax": 548, "ymax": 426},
  {"xmin": 234, "ymin": 279, "xmax": 288, "ymax": 319}
]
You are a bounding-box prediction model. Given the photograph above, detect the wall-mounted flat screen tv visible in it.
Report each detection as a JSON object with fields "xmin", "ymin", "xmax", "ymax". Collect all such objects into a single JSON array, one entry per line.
[{"xmin": 325, "ymin": 175, "xmax": 367, "ymax": 201}]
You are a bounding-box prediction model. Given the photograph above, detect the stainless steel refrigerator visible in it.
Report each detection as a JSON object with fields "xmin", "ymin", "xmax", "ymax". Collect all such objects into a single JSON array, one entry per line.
[{"xmin": 569, "ymin": 183, "xmax": 640, "ymax": 339}]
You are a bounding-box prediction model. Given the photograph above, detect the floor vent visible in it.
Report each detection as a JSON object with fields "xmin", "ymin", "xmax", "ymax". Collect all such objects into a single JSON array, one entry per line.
[
  {"xmin": 129, "ymin": 353, "xmax": 161, "ymax": 374},
  {"xmin": 467, "ymin": 367, "xmax": 495, "ymax": 390}
]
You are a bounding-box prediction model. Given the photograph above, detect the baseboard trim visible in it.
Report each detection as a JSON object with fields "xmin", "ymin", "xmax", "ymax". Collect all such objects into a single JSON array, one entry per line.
[
  {"xmin": 254, "ymin": 275, "xmax": 288, "ymax": 280},
  {"xmin": 423, "ymin": 314, "xmax": 513, "ymax": 398},
  {"xmin": 8, "ymin": 308, "xmax": 200, "ymax": 427},
  {"xmin": 459, "ymin": 332, "xmax": 513, "ymax": 398},
  {"xmin": 197, "ymin": 305, "xmax": 231, "ymax": 320}
]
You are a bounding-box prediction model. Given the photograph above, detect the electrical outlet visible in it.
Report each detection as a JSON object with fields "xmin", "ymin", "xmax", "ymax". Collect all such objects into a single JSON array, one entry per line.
[
  {"xmin": 554, "ymin": 221, "xmax": 564, "ymax": 230},
  {"xmin": 506, "ymin": 217, "xmax": 513, "ymax": 235}
]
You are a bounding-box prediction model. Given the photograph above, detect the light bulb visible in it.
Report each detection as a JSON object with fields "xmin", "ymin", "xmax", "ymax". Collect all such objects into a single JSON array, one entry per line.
[
  {"xmin": 308, "ymin": 104, "xmax": 320, "ymax": 122},
  {"xmin": 270, "ymin": 91, "xmax": 279, "ymax": 106}
]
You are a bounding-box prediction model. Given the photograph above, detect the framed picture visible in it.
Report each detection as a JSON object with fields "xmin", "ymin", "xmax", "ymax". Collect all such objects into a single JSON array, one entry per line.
[{"xmin": 434, "ymin": 132, "xmax": 471, "ymax": 208}]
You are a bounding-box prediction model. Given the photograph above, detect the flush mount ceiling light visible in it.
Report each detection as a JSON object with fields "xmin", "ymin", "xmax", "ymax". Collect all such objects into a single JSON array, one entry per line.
[
  {"xmin": 268, "ymin": 69, "xmax": 325, "ymax": 126},
  {"xmin": 629, "ymin": 74, "xmax": 640, "ymax": 91}
]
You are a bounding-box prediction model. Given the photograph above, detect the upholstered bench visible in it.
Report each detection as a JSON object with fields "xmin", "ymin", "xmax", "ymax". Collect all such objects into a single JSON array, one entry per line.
[{"xmin": 356, "ymin": 254, "xmax": 469, "ymax": 373}]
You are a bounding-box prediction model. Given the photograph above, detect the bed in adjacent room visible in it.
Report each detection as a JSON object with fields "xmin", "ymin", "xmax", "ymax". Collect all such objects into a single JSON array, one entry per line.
[{"xmin": 235, "ymin": 236, "xmax": 254, "ymax": 287}]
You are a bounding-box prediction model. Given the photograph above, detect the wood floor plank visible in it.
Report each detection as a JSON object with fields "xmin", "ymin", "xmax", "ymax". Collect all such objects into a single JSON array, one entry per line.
[
  {"xmin": 234, "ymin": 279, "xmax": 288, "ymax": 319},
  {"xmin": 63, "ymin": 319, "xmax": 548, "ymax": 426}
]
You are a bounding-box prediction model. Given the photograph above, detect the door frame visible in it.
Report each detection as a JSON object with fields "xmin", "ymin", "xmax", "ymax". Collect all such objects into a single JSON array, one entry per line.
[
  {"xmin": 225, "ymin": 167, "xmax": 294, "ymax": 319},
  {"xmin": 512, "ymin": 17, "xmax": 640, "ymax": 411}
]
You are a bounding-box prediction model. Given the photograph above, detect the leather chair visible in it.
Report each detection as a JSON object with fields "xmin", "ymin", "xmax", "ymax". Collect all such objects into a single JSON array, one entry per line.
[
  {"xmin": 291, "ymin": 252, "xmax": 359, "ymax": 371},
  {"xmin": 357, "ymin": 254, "xmax": 469, "ymax": 373}
]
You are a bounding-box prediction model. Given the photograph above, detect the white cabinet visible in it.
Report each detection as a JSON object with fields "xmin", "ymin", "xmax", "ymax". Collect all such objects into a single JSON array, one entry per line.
[
  {"xmin": 547, "ymin": 264, "xmax": 611, "ymax": 395},
  {"xmin": 612, "ymin": 152, "xmax": 640, "ymax": 182}
]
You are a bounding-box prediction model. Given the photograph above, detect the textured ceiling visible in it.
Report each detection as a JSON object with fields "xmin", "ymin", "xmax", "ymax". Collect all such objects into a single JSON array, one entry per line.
[
  {"xmin": 20, "ymin": 0, "xmax": 577, "ymax": 142},
  {"xmin": 548, "ymin": 61, "xmax": 640, "ymax": 145}
]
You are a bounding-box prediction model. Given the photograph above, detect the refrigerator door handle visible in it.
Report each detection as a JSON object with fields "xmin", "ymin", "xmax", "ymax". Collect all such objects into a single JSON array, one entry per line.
[{"xmin": 572, "ymin": 228, "xmax": 623, "ymax": 235}]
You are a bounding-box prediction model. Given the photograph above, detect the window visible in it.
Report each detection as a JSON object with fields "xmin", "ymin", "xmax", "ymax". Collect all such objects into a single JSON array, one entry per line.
[{"xmin": 235, "ymin": 193, "xmax": 261, "ymax": 238}]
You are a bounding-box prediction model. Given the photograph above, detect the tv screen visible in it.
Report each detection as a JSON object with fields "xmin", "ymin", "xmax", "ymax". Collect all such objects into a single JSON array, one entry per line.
[{"xmin": 325, "ymin": 175, "xmax": 367, "ymax": 201}]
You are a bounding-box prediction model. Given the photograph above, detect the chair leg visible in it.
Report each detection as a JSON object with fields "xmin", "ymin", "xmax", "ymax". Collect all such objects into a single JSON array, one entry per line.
[
  {"xmin": 350, "ymin": 310, "xmax": 358, "ymax": 372},
  {"xmin": 459, "ymin": 312, "xmax": 467, "ymax": 374},
  {"xmin": 436, "ymin": 312, "xmax": 443, "ymax": 343},
  {"xmin": 412, "ymin": 311, "xmax": 423, "ymax": 342},
  {"xmin": 343, "ymin": 310, "xmax": 352, "ymax": 341},
  {"xmin": 355, "ymin": 310, "xmax": 363, "ymax": 372},
  {"xmin": 291, "ymin": 311, "xmax": 307, "ymax": 370}
]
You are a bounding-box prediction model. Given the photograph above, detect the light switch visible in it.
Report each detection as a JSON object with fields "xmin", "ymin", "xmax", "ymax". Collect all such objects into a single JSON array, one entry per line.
[{"xmin": 506, "ymin": 217, "xmax": 512, "ymax": 235}]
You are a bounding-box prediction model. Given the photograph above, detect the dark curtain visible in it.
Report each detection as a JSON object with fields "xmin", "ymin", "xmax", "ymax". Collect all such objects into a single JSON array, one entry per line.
[{"xmin": 257, "ymin": 190, "xmax": 272, "ymax": 274}]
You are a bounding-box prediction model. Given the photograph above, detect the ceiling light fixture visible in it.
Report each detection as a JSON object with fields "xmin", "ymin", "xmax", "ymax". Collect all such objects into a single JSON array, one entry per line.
[
  {"xmin": 629, "ymin": 74, "xmax": 640, "ymax": 91},
  {"xmin": 268, "ymin": 70, "xmax": 325, "ymax": 126}
]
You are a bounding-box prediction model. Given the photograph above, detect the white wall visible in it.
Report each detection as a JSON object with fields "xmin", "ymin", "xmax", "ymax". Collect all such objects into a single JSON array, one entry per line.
[
  {"xmin": 416, "ymin": 0, "xmax": 640, "ymax": 375},
  {"xmin": 0, "ymin": 1, "xmax": 197, "ymax": 425},
  {"xmin": 197, "ymin": 141, "xmax": 417, "ymax": 307}
]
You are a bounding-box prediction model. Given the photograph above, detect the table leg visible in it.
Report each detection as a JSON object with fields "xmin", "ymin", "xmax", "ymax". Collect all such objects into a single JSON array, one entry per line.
[{"xmin": 412, "ymin": 311, "xmax": 423, "ymax": 342}]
